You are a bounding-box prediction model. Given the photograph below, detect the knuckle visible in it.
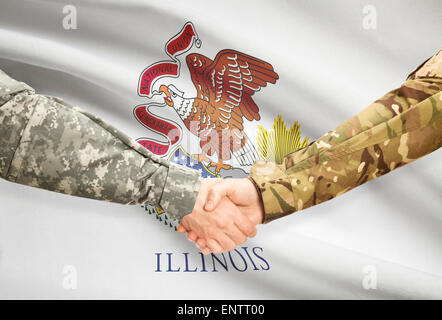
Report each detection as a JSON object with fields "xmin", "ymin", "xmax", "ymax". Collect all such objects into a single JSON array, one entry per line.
[
  {"xmin": 209, "ymin": 244, "xmax": 219, "ymax": 254},
  {"xmin": 246, "ymin": 225, "xmax": 255, "ymax": 236},
  {"xmin": 249, "ymin": 228, "xmax": 257, "ymax": 238},
  {"xmin": 208, "ymin": 186, "xmax": 218, "ymax": 196},
  {"xmin": 215, "ymin": 217, "xmax": 226, "ymax": 229}
]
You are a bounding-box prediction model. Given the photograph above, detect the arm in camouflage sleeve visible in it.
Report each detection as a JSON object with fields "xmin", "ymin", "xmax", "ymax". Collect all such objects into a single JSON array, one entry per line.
[
  {"xmin": 0, "ymin": 69, "xmax": 201, "ymax": 221},
  {"xmin": 249, "ymin": 50, "xmax": 442, "ymax": 223}
]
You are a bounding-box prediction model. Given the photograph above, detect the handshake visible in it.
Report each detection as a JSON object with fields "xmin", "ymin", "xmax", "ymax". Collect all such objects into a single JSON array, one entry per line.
[{"xmin": 177, "ymin": 178, "xmax": 264, "ymax": 255}]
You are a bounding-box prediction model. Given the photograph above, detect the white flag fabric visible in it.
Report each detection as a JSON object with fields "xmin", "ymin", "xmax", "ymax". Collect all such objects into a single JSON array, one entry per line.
[{"xmin": 0, "ymin": 0, "xmax": 441, "ymax": 299}]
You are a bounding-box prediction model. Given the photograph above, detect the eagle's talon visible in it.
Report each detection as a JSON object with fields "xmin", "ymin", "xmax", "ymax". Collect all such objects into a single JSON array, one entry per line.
[{"xmin": 209, "ymin": 161, "xmax": 231, "ymax": 173}]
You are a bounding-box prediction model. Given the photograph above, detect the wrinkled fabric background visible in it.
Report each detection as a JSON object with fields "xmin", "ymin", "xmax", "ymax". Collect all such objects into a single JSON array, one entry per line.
[{"xmin": 0, "ymin": 0, "xmax": 441, "ymax": 299}]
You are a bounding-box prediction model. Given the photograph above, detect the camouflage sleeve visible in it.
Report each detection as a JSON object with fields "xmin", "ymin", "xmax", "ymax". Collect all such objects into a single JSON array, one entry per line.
[
  {"xmin": 250, "ymin": 50, "xmax": 442, "ymax": 223},
  {"xmin": 0, "ymin": 69, "xmax": 201, "ymax": 222}
]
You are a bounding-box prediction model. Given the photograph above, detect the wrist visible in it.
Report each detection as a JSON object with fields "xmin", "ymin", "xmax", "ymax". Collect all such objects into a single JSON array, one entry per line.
[{"xmin": 247, "ymin": 177, "xmax": 265, "ymax": 224}]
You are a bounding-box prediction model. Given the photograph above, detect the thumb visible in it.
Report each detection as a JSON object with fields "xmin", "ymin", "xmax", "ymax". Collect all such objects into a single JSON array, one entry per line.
[{"xmin": 204, "ymin": 180, "xmax": 231, "ymax": 211}]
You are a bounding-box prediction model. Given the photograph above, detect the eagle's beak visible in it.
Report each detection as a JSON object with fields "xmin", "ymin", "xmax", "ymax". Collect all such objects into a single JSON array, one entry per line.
[{"xmin": 159, "ymin": 85, "xmax": 174, "ymax": 107}]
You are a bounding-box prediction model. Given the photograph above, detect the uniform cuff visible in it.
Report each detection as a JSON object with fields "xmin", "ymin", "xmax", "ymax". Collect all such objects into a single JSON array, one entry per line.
[
  {"xmin": 159, "ymin": 162, "xmax": 202, "ymax": 222},
  {"xmin": 249, "ymin": 160, "xmax": 296, "ymax": 223}
]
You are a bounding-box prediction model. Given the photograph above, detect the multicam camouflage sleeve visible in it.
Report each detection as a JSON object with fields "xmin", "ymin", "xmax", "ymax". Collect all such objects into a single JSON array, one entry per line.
[
  {"xmin": 0, "ymin": 69, "xmax": 201, "ymax": 221},
  {"xmin": 250, "ymin": 50, "xmax": 442, "ymax": 224}
]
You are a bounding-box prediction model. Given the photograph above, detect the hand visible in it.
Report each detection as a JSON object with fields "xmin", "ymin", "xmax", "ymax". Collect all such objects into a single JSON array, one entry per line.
[
  {"xmin": 177, "ymin": 178, "xmax": 220, "ymax": 248},
  {"xmin": 179, "ymin": 178, "xmax": 264, "ymax": 254},
  {"xmin": 179, "ymin": 197, "xmax": 256, "ymax": 253},
  {"xmin": 177, "ymin": 178, "xmax": 258, "ymax": 254},
  {"xmin": 198, "ymin": 178, "xmax": 264, "ymax": 253},
  {"xmin": 205, "ymin": 178, "xmax": 264, "ymax": 226}
]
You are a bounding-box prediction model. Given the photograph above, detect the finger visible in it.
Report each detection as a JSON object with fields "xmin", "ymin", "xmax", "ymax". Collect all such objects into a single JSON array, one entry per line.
[
  {"xmin": 194, "ymin": 178, "xmax": 222, "ymax": 211},
  {"xmin": 180, "ymin": 216, "xmax": 191, "ymax": 231},
  {"xmin": 233, "ymin": 210, "xmax": 257, "ymax": 238},
  {"xmin": 213, "ymin": 232, "xmax": 236, "ymax": 253},
  {"xmin": 216, "ymin": 204, "xmax": 256, "ymax": 239},
  {"xmin": 248, "ymin": 227, "xmax": 258, "ymax": 238},
  {"xmin": 225, "ymin": 224, "xmax": 248, "ymax": 246},
  {"xmin": 196, "ymin": 238, "xmax": 207, "ymax": 248},
  {"xmin": 188, "ymin": 230, "xmax": 199, "ymax": 239},
  {"xmin": 187, "ymin": 231, "xmax": 198, "ymax": 242},
  {"xmin": 177, "ymin": 224, "xmax": 186, "ymax": 233},
  {"xmin": 196, "ymin": 240, "xmax": 211, "ymax": 254},
  {"xmin": 206, "ymin": 238, "xmax": 224, "ymax": 254},
  {"xmin": 205, "ymin": 181, "xmax": 233, "ymax": 211},
  {"xmin": 200, "ymin": 247, "xmax": 211, "ymax": 254},
  {"xmin": 196, "ymin": 242, "xmax": 210, "ymax": 253}
]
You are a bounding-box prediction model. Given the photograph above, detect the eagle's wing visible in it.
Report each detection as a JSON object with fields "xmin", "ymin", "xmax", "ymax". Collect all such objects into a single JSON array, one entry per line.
[
  {"xmin": 205, "ymin": 49, "xmax": 279, "ymax": 127},
  {"xmin": 186, "ymin": 53, "xmax": 213, "ymax": 103}
]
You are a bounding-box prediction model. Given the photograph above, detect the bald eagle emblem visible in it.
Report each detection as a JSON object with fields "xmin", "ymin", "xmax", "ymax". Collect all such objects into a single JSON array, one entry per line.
[{"xmin": 159, "ymin": 49, "xmax": 279, "ymax": 172}]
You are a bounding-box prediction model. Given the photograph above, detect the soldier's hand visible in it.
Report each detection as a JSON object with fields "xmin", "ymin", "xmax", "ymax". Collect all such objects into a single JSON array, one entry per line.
[
  {"xmin": 179, "ymin": 197, "xmax": 255, "ymax": 254},
  {"xmin": 179, "ymin": 178, "xmax": 263, "ymax": 254},
  {"xmin": 177, "ymin": 178, "xmax": 260, "ymax": 254},
  {"xmin": 205, "ymin": 178, "xmax": 264, "ymax": 226}
]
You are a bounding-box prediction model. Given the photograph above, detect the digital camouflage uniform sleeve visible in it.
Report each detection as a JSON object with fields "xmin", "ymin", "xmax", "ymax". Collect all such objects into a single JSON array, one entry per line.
[
  {"xmin": 250, "ymin": 50, "xmax": 442, "ymax": 224},
  {"xmin": 0, "ymin": 69, "xmax": 201, "ymax": 222}
]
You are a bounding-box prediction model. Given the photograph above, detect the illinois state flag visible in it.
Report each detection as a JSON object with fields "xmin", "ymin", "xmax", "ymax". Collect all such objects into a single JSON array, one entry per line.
[{"xmin": 0, "ymin": 0, "xmax": 441, "ymax": 300}]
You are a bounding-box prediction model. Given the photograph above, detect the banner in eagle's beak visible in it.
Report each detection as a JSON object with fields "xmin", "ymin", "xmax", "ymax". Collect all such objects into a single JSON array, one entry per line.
[
  {"xmin": 134, "ymin": 22, "xmax": 200, "ymax": 157},
  {"xmin": 133, "ymin": 103, "xmax": 181, "ymax": 156},
  {"xmin": 137, "ymin": 22, "xmax": 200, "ymax": 97}
]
